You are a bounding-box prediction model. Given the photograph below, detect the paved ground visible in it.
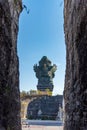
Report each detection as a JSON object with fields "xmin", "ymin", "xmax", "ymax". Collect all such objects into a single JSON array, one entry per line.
[
  {"xmin": 22, "ymin": 125, "xmax": 63, "ymax": 130},
  {"xmin": 22, "ymin": 120, "xmax": 63, "ymax": 130}
]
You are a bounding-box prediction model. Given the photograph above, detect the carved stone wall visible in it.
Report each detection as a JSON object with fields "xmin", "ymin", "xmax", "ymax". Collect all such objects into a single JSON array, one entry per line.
[
  {"xmin": 0, "ymin": 0, "xmax": 22, "ymax": 130},
  {"xmin": 27, "ymin": 95, "xmax": 63, "ymax": 120},
  {"xmin": 64, "ymin": 0, "xmax": 87, "ymax": 130}
]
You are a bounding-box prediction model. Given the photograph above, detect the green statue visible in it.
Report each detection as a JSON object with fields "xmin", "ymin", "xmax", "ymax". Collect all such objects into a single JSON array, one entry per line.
[{"xmin": 33, "ymin": 56, "xmax": 57, "ymax": 92}]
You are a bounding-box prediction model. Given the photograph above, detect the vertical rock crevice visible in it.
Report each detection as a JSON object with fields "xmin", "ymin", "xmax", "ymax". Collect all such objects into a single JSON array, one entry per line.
[
  {"xmin": 0, "ymin": 0, "xmax": 22, "ymax": 130},
  {"xmin": 64, "ymin": 0, "xmax": 87, "ymax": 130}
]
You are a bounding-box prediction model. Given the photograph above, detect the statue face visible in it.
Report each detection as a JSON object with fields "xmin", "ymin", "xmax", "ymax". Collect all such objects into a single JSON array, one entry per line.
[{"xmin": 43, "ymin": 64, "xmax": 46, "ymax": 67}]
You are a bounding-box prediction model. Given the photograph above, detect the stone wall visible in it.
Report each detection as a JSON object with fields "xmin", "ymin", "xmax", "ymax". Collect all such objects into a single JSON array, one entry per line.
[
  {"xmin": 64, "ymin": 0, "xmax": 87, "ymax": 130},
  {"xmin": 0, "ymin": 0, "xmax": 22, "ymax": 130},
  {"xmin": 27, "ymin": 95, "xmax": 63, "ymax": 120}
]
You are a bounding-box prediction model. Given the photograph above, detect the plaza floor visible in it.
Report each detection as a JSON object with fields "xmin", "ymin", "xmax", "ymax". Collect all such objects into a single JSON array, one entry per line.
[
  {"xmin": 22, "ymin": 125, "xmax": 63, "ymax": 130},
  {"xmin": 22, "ymin": 120, "xmax": 63, "ymax": 130}
]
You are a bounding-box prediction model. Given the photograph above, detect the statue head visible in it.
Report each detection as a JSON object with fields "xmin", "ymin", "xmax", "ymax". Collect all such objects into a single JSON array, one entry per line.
[{"xmin": 39, "ymin": 56, "xmax": 51, "ymax": 68}]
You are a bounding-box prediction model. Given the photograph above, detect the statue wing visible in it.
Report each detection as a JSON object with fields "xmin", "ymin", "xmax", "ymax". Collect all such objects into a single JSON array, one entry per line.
[
  {"xmin": 51, "ymin": 64, "xmax": 57, "ymax": 72},
  {"xmin": 33, "ymin": 64, "xmax": 38, "ymax": 72},
  {"xmin": 33, "ymin": 64, "xmax": 41, "ymax": 78}
]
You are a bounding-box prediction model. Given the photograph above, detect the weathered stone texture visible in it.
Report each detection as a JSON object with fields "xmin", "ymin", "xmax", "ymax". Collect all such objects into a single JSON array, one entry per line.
[
  {"xmin": 0, "ymin": 0, "xmax": 22, "ymax": 130},
  {"xmin": 64, "ymin": 0, "xmax": 87, "ymax": 130},
  {"xmin": 27, "ymin": 95, "xmax": 63, "ymax": 120}
]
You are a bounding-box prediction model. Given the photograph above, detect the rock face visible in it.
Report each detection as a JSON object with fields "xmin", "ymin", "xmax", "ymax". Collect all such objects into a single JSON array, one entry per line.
[
  {"xmin": 27, "ymin": 95, "xmax": 63, "ymax": 120},
  {"xmin": 64, "ymin": 0, "xmax": 87, "ymax": 130},
  {"xmin": 0, "ymin": 0, "xmax": 22, "ymax": 130}
]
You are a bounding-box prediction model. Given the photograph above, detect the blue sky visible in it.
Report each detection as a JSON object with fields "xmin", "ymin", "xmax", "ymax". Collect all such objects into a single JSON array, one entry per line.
[{"xmin": 18, "ymin": 0, "xmax": 66, "ymax": 95}]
